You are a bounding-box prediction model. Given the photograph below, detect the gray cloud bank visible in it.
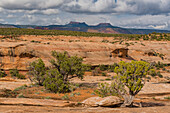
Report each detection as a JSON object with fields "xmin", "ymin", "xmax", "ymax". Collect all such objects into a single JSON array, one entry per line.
[
  {"xmin": 0, "ymin": 0, "xmax": 170, "ymax": 15},
  {"xmin": 0, "ymin": 0, "xmax": 170, "ymax": 30}
]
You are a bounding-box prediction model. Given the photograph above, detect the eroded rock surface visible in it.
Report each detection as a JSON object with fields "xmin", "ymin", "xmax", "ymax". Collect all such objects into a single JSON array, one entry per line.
[
  {"xmin": 82, "ymin": 96, "xmax": 122, "ymax": 107},
  {"xmin": 0, "ymin": 98, "xmax": 75, "ymax": 107},
  {"xmin": 0, "ymin": 35, "xmax": 169, "ymax": 71}
]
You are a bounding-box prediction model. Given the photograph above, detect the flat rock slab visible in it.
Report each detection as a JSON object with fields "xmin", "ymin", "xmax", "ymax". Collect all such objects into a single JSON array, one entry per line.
[{"xmin": 0, "ymin": 98, "xmax": 75, "ymax": 107}]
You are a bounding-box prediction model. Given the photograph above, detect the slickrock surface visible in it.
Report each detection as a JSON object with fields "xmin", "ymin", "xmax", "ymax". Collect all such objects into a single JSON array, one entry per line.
[
  {"xmin": 0, "ymin": 35, "xmax": 169, "ymax": 71},
  {"xmin": 0, "ymin": 98, "xmax": 75, "ymax": 107}
]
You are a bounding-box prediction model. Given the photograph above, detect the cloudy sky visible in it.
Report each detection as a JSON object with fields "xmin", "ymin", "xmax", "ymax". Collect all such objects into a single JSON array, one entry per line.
[{"xmin": 0, "ymin": 0, "xmax": 170, "ymax": 30}]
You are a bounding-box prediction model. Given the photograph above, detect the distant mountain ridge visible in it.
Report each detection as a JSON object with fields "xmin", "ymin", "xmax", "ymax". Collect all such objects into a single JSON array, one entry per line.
[{"xmin": 0, "ymin": 22, "xmax": 169, "ymax": 34}]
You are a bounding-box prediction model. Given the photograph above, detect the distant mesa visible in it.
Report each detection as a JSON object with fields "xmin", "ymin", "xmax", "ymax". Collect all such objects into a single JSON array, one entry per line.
[
  {"xmin": 67, "ymin": 21, "xmax": 88, "ymax": 27},
  {"xmin": 97, "ymin": 23, "xmax": 113, "ymax": 27},
  {"xmin": 0, "ymin": 21, "xmax": 169, "ymax": 34}
]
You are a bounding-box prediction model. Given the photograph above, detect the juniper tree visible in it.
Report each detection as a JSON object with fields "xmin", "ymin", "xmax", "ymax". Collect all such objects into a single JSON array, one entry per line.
[
  {"xmin": 28, "ymin": 58, "xmax": 46, "ymax": 85},
  {"xmin": 50, "ymin": 51, "xmax": 87, "ymax": 83},
  {"xmin": 114, "ymin": 61, "xmax": 151, "ymax": 107},
  {"xmin": 43, "ymin": 69, "xmax": 70, "ymax": 93}
]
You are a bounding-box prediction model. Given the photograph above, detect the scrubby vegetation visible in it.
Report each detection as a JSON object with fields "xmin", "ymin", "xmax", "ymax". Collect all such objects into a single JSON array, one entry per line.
[
  {"xmin": 0, "ymin": 28, "xmax": 169, "ymax": 41},
  {"xmin": 28, "ymin": 58, "xmax": 46, "ymax": 86},
  {"xmin": 0, "ymin": 69, "xmax": 7, "ymax": 78},
  {"xmin": 28, "ymin": 51, "xmax": 89, "ymax": 93},
  {"xmin": 0, "ymin": 64, "xmax": 7, "ymax": 78},
  {"xmin": 10, "ymin": 69, "xmax": 26, "ymax": 79},
  {"xmin": 95, "ymin": 61, "xmax": 163, "ymax": 107}
]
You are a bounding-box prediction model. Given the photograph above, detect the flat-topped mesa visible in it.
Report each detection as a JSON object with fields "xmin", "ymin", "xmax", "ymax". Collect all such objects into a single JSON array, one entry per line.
[
  {"xmin": 67, "ymin": 21, "xmax": 88, "ymax": 27},
  {"xmin": 97, "ymin": 23, "xmax": 113, "ymax": 28}
]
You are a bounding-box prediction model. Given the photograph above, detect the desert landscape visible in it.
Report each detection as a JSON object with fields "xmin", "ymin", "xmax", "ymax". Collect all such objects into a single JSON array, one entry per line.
[{"xmin": 0, "ymin": 29, "xmax": 170, "ymax": 113}]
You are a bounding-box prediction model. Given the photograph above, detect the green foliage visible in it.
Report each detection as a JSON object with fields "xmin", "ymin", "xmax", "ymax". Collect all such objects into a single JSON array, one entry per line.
[
  {"xmin": 50, "ymin": 51, "xmax": 87, "ymax": 82},
  {"xmin": 10, "ymin": 69, "xmax": 25, "ymax": 79},
  {"xmin": 17, "ymin": 93, "xmax": 25, "ymax": 98},
  {"xmin": 95, "ymin": 76, "xmax": 126, "ymax": 98},
  {"xmin": 0, "ymin": 28, "xmax": 142, "ymax": 39},
  {"xmin": 164, "ymin": 96, "xmax": 170, "ymax": 99},
  {"xmin": 0, "ymin": 69, "xmax": 7, "ymax": 78},
  {"xmin": 101, "ymin": 72, "xmax": 106, "ymax": 76},
  {"xmin": 0, "ymin": 28, "xmax": 169, "ymax": 41},
  {"xmin": 143, "ymin": 36, "xmax": 149, "ymax": 40},
  {"xmin": 105, "ymin": 78, "xmax": 112, "ymax": 81},
  {"xmin": 108, "ymin": 63, "xmax": 118, "ymax": 72},
  {"xmin": 28, "ymin": 58, "xmax": 46, "ymax": 85},
  {"xmin": 43, "ymin": 69, "xmax": 70, "ymax": 93},
  {"xmin": 156, "ymin": 71, "xmax": 163, "ymax": 78},
  {"xmin": 61, "ymin": 94, "xmax": 69, "ymax": 100},
  {"xmin": 101, "ymin": 40, "xmax": 109, "ymax": 43},
  {"xmin": 31, "ymin": 40, "xmax": 41, "ymax": 43},
  {"xmin": 149, "ymin": 69, "xmax": 157, "ymax": 77},
  {"xmin": 114, "ymin": 61, "xmax": 150, "ymax": 96},
  {"xmin": 45, "ymin": 96, "xmax": 51, "ymax": 99},
  {"xmin": 14, "ymin": 85, "xmax": 27, "ymax": 92},
  {"xmin": 95, "ymin": 83, "xmax": 111, "ymax": 98},
  {"xmin": 99, "ymin": 64, "xmax": 108, "ymax": 71},
  {"xmin": 154, "ymin": 61, "xmax": 164, "ymax": 69},
  {"xmin": 28, "ymin": 51, "xmax": 87, "ymax": 93}
]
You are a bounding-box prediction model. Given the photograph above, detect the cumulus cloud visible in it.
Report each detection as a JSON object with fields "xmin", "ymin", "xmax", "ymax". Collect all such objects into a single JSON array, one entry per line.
[
  {"xmin": 0, "ymin": 0, "xmax": 169, "ymax": 15},
  {"xmin": 0, "ymin": 19, "xmax": 4, "ymax": 22},
  {"xmin": 0, "ymin": 0, "xmax": 69, "ymax": 10},
  {"xmin": 63, "ymin": 0, "xmax": 170, "ymax": 15},
  {"xmin": 0, "ymin": 0, "xmax": 170, "ymax": 30}
]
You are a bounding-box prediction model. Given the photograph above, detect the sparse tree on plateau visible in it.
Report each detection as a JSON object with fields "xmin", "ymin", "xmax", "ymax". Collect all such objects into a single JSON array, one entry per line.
[
  {"xmin": 114, "ymin": 61, "xmax": 151, "ymax": 107},
  {"xmin": 43, "ymin": 51, "xmax": 88, "ymax": 93},
  {"xmin": 50, "ymin": 51, "xmax": 87, "ymax": 83},
  {"xmin": 28, "ymin": 58, "xmax": 46, "ymax": 86}
]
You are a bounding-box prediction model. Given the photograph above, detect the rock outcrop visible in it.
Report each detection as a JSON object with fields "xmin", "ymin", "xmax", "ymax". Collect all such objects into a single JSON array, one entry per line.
[
  {"xmin": 82, "ymin": 96, "xmax": 122, "ymax": 107},
  {"xmin": 0, "ymin": 98, "xmax": 75, "ymax": 107},
  {"xmin": 0, "ymin": 35, "xmax": 169, "ymax": 71}
]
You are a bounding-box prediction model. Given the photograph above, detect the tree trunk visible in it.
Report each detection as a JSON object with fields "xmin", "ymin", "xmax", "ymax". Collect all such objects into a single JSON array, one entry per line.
[{"xmin": 121, "ymin": 95, "xmax": 134, "ymax": 107}]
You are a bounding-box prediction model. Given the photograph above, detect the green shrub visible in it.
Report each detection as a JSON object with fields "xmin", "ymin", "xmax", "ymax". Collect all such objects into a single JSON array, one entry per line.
[
  {"xmin": 43, "ymin": 69, "xmax": 70, "ymax": 93},
  {"xmin": 10, "ymin": 69, "xmax": 25, "ymax": 79},
  {"xmin": 99, "ymin": 64, "xmax": 108, "ymax": 71},
  {"xmin": 164, "ymin": 96, "xmax": 170, "ymax": 99},
  {"xmin": 101, "ymin": 40, "xmax": 109, "ymax": 43},
  {"xmin": 45, "ymin": 96, "xmax": 51, "ymax": 99},
  {"xmin": 14, "ymin": 85, "xmax": 27, "ymax": 91},
  {"xmin": 162, "ymin": 68, "xmax": 166, "ymax": 71},
  {"xmin": 149, "ymin": 69, "xmax": 157, "ymax": 77},
  {"xmin": 114, "ymin": 61, "xmax": 152, "ymax": 107},
  {"xmin": 50, "ymin": 51, "xmax": 87, "ymax": 82},
  {"xmin": 0, "ymin": 69, "xmax": 7, "ymax": 78},
  {"xmin": 101, "ymin": 72, "xmax": 106, "ymax": 76},
  {"xmin": 61, "ymin": 94, "xmax": 69, "ymax": 100},
  {"xmin": 17, "ymin": 93, "xmax": 25, "ymax": 98},
  {"xmin": 155, "ymin": 61, "xmax": 164, "ymax": 68},
  {"xmin": 108, "ymin": 63, "xmax": 118, "ymax": 72},
  {"xmin": 95, "ymin": 77, "xmax": 126, "ymax": 98},
  {"xmin": 105, "ymin": 78, "xmax": 111, "ymax": 81},
  {"xmin": 95, "ymin": 83, "xmax": 110, "ymax": 98},
  {"xmin": 157, "ymin": 71, "xmax": 163, "ymax": 78},
  {"xmin": 28, "ymin": 58, "xmax": 46, "ymax": 85}
]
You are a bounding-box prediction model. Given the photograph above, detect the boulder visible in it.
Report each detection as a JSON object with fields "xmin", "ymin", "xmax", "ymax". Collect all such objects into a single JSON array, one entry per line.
[
  {"xmin": 82, "ymin": 96, "xmax": 122, "ymax": 107},
  {"xmin": 97, "ymin": 96, "xmax": 122, "ymax": 107},
  {"xmin": 81, "ymin": 97, "xmax": 103, "ymax": 107}
]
